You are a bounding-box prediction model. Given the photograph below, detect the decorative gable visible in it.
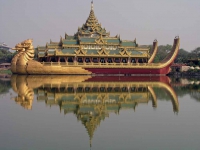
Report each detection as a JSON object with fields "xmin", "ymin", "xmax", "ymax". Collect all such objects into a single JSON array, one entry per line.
[
  {"xmin": 75, "ymin": 46, "xmax": 87, "ymax": 55},
  {"xmin": 119, "ymin": 48, "xmax": 131, "ymax": 56},
  {"xmin": 97, "ymin": 47, "xmax": 110, "ymax": 55},
  {"xmin": 95, "ymin": 35, "xmax": 107, "ymax": 44}
]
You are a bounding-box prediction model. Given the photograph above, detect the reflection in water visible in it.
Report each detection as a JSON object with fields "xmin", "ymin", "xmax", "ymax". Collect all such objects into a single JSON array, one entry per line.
[
  {"xmin": 190, "ymin": 91, "xmax": 200, "ymax": 101},
  {"xmin": 0, "ymin": 78, "xmax": 11, "ymax": 95},
  {"xmin": 11, "ymin": 75, "xmax": 179, "ymax": 146},
  {"xmin": 171, "ymin": 77, "xmax": 200, "ymax": 101},
  {"xmin": 11, "ymin": 75, "xmax": 34, "ymax": 110}
]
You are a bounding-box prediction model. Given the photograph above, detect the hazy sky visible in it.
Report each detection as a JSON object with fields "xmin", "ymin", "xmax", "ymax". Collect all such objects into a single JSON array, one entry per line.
[{"xmin": 0, "ymin": 0, "xmax": 200, "ymax": 51}]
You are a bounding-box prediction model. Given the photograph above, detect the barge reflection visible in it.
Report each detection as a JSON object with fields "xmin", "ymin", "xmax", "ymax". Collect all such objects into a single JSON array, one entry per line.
[
  {"xmin": 11, "ymin": 75, "xmax": 179, "ymax": 146},
  {"xmin": 11, "ymin": 75, "xmax": 179, "ymax": 112}
]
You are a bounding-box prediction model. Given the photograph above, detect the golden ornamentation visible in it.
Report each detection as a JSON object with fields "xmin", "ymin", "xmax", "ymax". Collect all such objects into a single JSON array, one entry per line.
[
  {"xmin": 97, "ymin": 47, "xmax": 110, "ymax": 55},
  {"xmin": 95, "ymin": 34, "xmax": 107, "ymax": 44},
  {"xmin": 55, "ymin": 49, "xmax": 66, "ymax": 56},
  {"xmin": 148, "ymin": 39, "xmax": 158, "ymax": 63},
  {"xmin": 75, "ymin": 94, "xmax": 87, "ymax": 102},
  {"xmin": 119, "ymin": 48, "xmax": 131, "ymax": 56},
  {"xmin": 75, "ymin": 46, "xmax": 87, "ymax": 55},
  {"xmin": 12, "ymin": 39, "xmax": 34, "ymax": 74}
]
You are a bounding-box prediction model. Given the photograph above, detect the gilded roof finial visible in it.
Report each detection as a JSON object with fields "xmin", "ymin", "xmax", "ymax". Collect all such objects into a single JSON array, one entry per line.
[{"xmin": 91, "ymin": 1, "xmax": 94, "ymax": 11}]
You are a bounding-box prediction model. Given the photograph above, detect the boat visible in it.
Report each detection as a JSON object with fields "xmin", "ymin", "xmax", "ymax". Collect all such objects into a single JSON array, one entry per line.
[{"xmin": 11, "ymin": 2, "xmax": 180, "ymax": 75}]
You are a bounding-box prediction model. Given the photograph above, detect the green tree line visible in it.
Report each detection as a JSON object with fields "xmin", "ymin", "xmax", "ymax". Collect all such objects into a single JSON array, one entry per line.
[
  {"xmin": 0, "ymin": 49, "xmax": 15, "ymax": 63},
  {"xmin": 150, "ymin": 45, "xmax": 200, "ymax": 64}
]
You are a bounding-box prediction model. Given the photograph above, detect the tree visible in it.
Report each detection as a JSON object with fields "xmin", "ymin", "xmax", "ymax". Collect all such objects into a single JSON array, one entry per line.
[
  {"xmin": 188, "ymin": 47, "xmax": 200, "ymax": 59},
  {"xmin": 0, "ymin": 49, "xmax": 15, "ymax": 63},
  {"xmin": 152, "ymin": 44, "xmax": 173, "ymax": 63},
  {"xmin": 174, "ymin": 48, "xmax": 189, "ymax": 63}
]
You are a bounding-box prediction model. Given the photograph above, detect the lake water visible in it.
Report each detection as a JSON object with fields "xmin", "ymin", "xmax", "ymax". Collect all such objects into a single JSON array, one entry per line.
[{"xmin": 0, "ymin": 75, "xmax": 200, "ymax": 150}]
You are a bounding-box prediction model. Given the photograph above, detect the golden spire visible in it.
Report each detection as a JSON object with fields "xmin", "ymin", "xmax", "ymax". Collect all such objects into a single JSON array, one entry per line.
[
  {"xmin": 91, "ymin": 1, "xmax": 94, "ymax": 11},
  {"xmin": 85, "ymin": 1, "xmax": 99, "ymax": 28},
  {"xmin": 77, "ymin": 1, "xmax": 109, "ymax": 36}
]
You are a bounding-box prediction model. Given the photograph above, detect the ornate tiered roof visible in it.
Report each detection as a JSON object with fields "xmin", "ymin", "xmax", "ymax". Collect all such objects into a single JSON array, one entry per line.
[
  {"xmin": 77, "ymin": 1, "xmax": 109, "ymax": 37},
  {"xmin": 36, "ymin": 1, "xmax": 150, "ymax": 60}
]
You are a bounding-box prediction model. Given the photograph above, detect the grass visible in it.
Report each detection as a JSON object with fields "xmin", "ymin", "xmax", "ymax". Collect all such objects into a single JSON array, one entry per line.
[{"xmin": 0, "ymin": 69, "xmax": 12, "ymax": 74}]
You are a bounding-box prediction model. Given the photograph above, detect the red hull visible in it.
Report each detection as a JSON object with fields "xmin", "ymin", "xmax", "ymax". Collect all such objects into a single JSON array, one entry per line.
[{"xmin": 85, "ymin": 65, "xmax": 170, "ymax": 75}]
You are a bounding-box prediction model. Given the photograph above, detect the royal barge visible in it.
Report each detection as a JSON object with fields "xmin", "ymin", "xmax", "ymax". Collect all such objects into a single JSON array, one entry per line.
[{"xmin": 11, "ymin": 2, "xmax": 180, "ymax": 75}]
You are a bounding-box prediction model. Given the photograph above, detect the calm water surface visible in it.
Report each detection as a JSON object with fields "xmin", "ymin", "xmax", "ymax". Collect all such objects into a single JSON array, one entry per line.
[{"xmin": 0, "ymin": 75, "xmax": 200, "ymax": 150}]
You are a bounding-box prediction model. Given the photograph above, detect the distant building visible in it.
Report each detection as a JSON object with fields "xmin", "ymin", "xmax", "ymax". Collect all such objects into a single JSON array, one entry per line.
[
  {"xmin": 171, "ymin": 63, "xmax": 189, "ymax": 72},
  {"xmin": 0, "ymin": 43, "xmax": 11, "ymax": 51},
  {"xmin": 187, "ymin": 58, "xmax": 200, "ymax": 66}
]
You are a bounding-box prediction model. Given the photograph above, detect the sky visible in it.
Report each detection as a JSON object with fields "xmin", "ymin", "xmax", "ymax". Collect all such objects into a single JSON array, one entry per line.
[{"xmin": 0, "ymin": 0, "xmax": 200, "ymax": 51}]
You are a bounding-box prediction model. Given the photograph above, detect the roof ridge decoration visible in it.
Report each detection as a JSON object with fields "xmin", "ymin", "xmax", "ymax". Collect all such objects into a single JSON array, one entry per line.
[
  {"xmin": 74, "ymin": 94, "xmax": 86, "ymax": 101},
  {"xmin": 59, "ymin": 36, "xmax": 63, "ymax": 45},
  {"xmin": 97, "ymin": 94, "xmax": 108, "ymax": 102},
  {"xmin": 97, "ymin": 47, "xmax": 110, "ymax": 55},
  {"xmin": 95, "ymin": 34, "xmax": 107, "ymax": 44},
  {"xmin": 65, "ymin": 33, "xmax": 68, "ymax": 39},
  {"xmin": 75, "ymin": 46, "xmax": 87, "ymax": 55},
  {"xmin": 119, "ymin": 48, "xmax": 131, "ymax": 56},
  {"xmin": 119, "ymin": 93, "xmax": 131, "ymax": 101}
]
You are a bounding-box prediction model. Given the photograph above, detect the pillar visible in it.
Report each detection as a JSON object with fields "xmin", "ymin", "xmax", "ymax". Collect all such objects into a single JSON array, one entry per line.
[{"xmin": 58, "ymin": 57, "xmax": 60, "ymax": 62}]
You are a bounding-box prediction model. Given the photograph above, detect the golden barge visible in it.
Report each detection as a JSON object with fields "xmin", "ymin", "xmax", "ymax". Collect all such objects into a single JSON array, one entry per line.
[{"xmin": 11, "ymin": 2, "xmax": 180, "ymax": 75}]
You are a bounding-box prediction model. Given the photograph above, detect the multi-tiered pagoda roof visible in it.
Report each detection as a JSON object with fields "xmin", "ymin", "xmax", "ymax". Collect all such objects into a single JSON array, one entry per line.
[
  {"xmin": 36, "ymin": 1, "xmax": 150, "ymax": 63},
  {"xmin": 77, "ymin": 1, "xmax": 109, "ymax": 37}
]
